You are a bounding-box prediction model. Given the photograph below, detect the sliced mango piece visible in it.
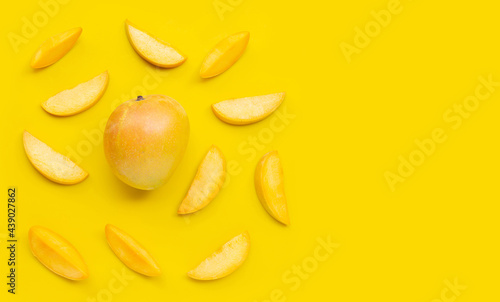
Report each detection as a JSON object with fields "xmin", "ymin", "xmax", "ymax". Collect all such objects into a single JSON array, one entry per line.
[
  {"xmin": 178, "ymin": 145, "xmax": 226, "ymax": 214},
  {"xmin": 105, "ymin": 224, "xmax": 161, "ymax": 276},
  {"xmin": 200, "ymin": 31, "xmax": 249, "ymax": 78},
  {"xmin": 42, "ymin": 71, "xmax": 109, "ymax": 116},
  {"xmin": 188, "ymin": 232, "xmax": 250, "ymax": 280},
  {"xmin": 255, "ymin": 151, "xmax": 290, "ymax": 225},
  {"xmin": 31, "ymin": 27, "xmax": 82, "ymax": 69},
  {"xmin": 29, "ymin": 226, "xmax": 89, "ymax": 280},
  {"xmin": 23, "ymin": 131, "xmax": 88, "ymax": 185},
  {"xmin": 125, "ymin": 19, "xmax": 186, "ymax": 68},
  {"xmin": 212, "ymin": 92, "xmax": 285, "ymax": 125}
]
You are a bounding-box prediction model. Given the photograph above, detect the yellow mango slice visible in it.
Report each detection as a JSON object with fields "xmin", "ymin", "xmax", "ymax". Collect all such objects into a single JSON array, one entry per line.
[
  {"xmin": 178, "ymin": 145, "xmax": 226, "ymax": 214},
  {"xmin": 200, "ymin": 31, "xmax": 249, "ymax": 78},
  {"xmin": 23, "ymin": 131, "xmax": 88, "ymax": 185},
  {"xmin": 105, "ymin": 224, "xmax": 161, "ymax": 276},
  {"xmin": 188, "ymin": 232, "xmax": 250, "ymax": 280},
  {"xmin": 41, "ymin": 71, "xmax": 109, "ymax": 116},
  {"xmin": 29, "ymin": 226, "xmax": 89, "ymax": 280},
  {"xmin": 255, "ymin": 151, "xmax": 290, "ymax": 225},
  {"xmin": 212, "ymin": 92, "xmax": 285, "ymax": 125},
  {"xmin": 31, "ymin": 27, "xmax": 82, "ymax": 69},
  {"xmin": 125, "ymin": 19, "xmax": 186, "ymax": 68}
]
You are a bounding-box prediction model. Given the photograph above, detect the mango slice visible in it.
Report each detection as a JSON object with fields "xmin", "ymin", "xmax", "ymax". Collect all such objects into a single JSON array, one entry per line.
[
  {"xmin": 29, "ymin": 226, "xmax": 89, "ymax": 280},
  {"xmin": 125, "ymin": 19, "xmax": 186, "ymax": 68},
  {"xmin": 178, "ymin": 145, "xmax": 226, "ymax": 214},
  {"xmin": 31, "ymin": 27, "xmax": 82, "ymax": 69},
  {"xmin": 23, "ymin": 131, "xmax": 88, "ymax": 185},
  {"xmin": 212, "ymin": 92, "xmax": 285, "ymax": 125},
  {"xmin": 200, "ymin": 31, "xmax": 249, "ymax": 78},
  {"xmin": 255, "ymin": 151, "xmax": 290, "ymax": 225},
  {"xmin": 41, "ymin": 71, "xmax": 109, "ymax": 116},
  {"xmin": 188, "ymin": 232, "xmax": 250, "ymax": 280},
  {"xmin": 105, "ymin": 224, "xmax": 161, "ymax": 277}
]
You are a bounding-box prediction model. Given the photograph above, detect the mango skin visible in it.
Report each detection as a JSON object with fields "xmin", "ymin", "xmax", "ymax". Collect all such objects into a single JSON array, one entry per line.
[
  {"xmin": 255, "ymin": 151, "xmax": 290, "ymax": 225},
  {"xmin": 29, "ymin": 226, "xmax": 89, "ymax": 280},
  {"xmin": 200, "ymin": 31, "xmax": 249, "ymax": 78},
  {"xmin": 31, "ymin": 27, "xmax": 82, "ymax": 69},
  {"xmin": 105, "ymin": 224, "xmax": 161, "ymax": 276},
  {"xmin": 104, "ymin": 95, "xmax": 189, "ymax": 190}
]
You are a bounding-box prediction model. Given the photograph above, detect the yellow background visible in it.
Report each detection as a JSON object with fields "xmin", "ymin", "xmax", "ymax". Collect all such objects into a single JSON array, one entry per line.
[{"xmin": 1, "ymin": 0, "xmax": 500, "ymax": 301}]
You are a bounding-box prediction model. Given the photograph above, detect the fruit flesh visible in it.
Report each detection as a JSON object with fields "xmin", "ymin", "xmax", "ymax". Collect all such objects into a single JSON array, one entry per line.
[
  {"xmin": 31, "ymin": 27, "xmax": 82, "ymax": 68},
  {"xmin": 104, "ymin": 95, "xmax": 189, "ymax": 190},
  {"xmin": 178, "ymin": 145, "xmax": 226, "ymax": 214},
  {"xmin": 105, "ymin": 224, "xmax": 161, "ymax": 276},
  {"xmin": 125, "ymin": 20, "xmax": 186, "ymax": 68},
  {"xmin": 42, "ymin": 71, "xmax": 109, "ymax": 116},
  {"xmin": 188, "ymin": 232, "xmax": 250, "ymax": 280},
  {"xmin": 29, "ymin": 226, "xmax": 89, "ymax": 280},
  {"xmin": 255, "ymin": 151, "xmax": 290, "ymax": 225},
  {"xmin": 212, "ymin": 92, "xmax": 285, "ymax": 125},
  {"xmin": 200, "ymin": 31, "xmax": 249, "ymax": 78},
  {"xmin": 23, "ymin": 131, "xmax": 88, "ymax": 185}
]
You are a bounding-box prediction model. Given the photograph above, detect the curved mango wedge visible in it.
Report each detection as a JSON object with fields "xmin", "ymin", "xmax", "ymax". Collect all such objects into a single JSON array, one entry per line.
[
  {"xmin": 23, "ymin": 131, "xmax": 88, "ymax": 185},
  {"xmin": 31, "ymin": 27, "xmax": 82, "ymax": 69},
  {"xmin": 42, "ymin": 71, "xmax": 109, "ymax": 116},
  {"xmin": 178, "ymin": 145, "xmax": 226, "ymax": 214},
  {"xmin": 29, "ymin": 226, "xmax": 89, "ymax": 280},
  {"xmin": 255, "ymin": 151, "xmax": 290, "ymax": 225},
  {"xmin": 188, "ymin": 232, "xmax": 250, "ymax": 280},
  {"xmin": 105, "ymin": 224, "xmax": 161, "ymax": 277},
  {"xmin": 200, "ymin": 31, "xmax": 249, "ymax": 78},
  {"xmin": 125, "ymin": 19, "xmax": 186, "ymax": 68},
  {"xmin": 212, "ymin": 92, "xmax": 285, "ymax": 125}
]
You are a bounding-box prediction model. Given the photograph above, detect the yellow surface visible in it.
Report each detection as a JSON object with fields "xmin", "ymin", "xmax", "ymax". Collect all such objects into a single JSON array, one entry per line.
[{"xmin": 1, "ymin": 0, "xmax": 500, "ymax": 301}]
